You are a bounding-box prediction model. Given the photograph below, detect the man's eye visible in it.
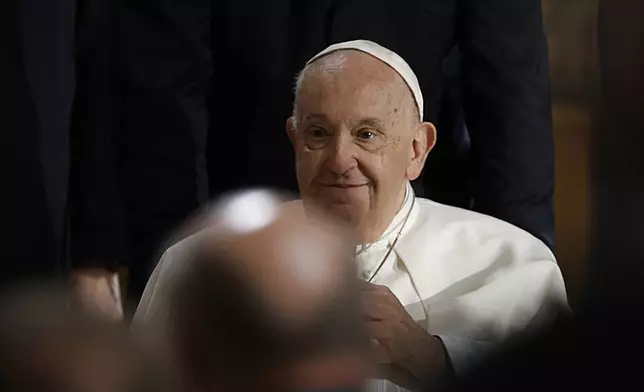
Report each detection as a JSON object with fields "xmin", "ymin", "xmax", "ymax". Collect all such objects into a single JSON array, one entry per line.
[
  {"xmin": 357, "ymin": 129, "xmax": 377, "ymax": 140},
  {"xmin": 304, "ymin": 127, "xmax": 330, "ymax": 150},
  {"xmin": 309, "ymin": 128, "xmax": 327, "ymax": 138}
]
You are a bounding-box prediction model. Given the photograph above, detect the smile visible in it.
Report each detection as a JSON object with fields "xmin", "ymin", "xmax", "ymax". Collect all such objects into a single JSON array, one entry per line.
[{"xmin": 317, "ymin": 183, "xmax": 369, "ymax": 188}]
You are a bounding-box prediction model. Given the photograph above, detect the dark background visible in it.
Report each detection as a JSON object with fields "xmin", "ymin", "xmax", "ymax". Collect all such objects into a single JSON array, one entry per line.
[{"xmin": 113, "ymin": 0, "xmax": 635, "ymax": 306}]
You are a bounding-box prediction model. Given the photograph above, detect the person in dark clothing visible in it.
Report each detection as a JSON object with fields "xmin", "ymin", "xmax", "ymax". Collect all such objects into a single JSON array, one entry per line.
[
  {"xmin": 3, "ymin": 0, "xmax": 124, "ymax": 318},
  {"xmin": 429, "ymin": 2, "xmax": 555, "ymax": 250},
  {"xmin": 452, "ymin": 1, "xmax": 644, "ymax": 390},
  {"xmin": 113, "ymin": 0, "xmax": 210, "ymax": 304},
  {"xmin": 593, "ymin": 0, "xmax": 644, "ymax": 297},
  {"xmin": 3, "ymin": 0, "xmax": 199, "ymax": 316},
  {"xmin": 118, "ymin": 0, "xmax": 554, "ymax": 303}
]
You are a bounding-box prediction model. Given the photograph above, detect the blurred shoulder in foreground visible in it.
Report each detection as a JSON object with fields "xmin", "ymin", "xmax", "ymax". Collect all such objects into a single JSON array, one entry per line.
[
  {"xmin": 135, "ymin": 189, "xmax": 370, "ymax": 391},
  {"xmin": 0, "ymin": 282, "xmax": 176, "ymax": 392}
]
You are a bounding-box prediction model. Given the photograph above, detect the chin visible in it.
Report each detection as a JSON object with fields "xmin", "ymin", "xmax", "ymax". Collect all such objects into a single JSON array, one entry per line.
[
  {"xmin": 302, "ymin": 192, "xmax": 364, "ymax": 224},
  {"xmin": 323, "ymin": 203, "xmax": 362, "ymax": 226}
]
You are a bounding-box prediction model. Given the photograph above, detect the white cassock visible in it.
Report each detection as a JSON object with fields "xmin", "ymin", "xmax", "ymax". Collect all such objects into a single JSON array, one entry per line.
[{"xmin": 133, "ymin": 182, "xmax": 568, "ymax": 392}]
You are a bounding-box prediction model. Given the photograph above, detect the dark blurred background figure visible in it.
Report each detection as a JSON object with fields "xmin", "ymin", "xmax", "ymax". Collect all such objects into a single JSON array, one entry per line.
[
  {"xmin": 593, "ymin": 0, "xmax": 644, "ymax": 299},
  {"xmin": 0, "ymin": 283, "xmax": 173, "ymax": 392},
  {"xmin": 134, "ymin": 190, "xmax": 369, "ymax": 392},
  {"xmin": 113, "ymin": 0, "xmax": 210, "ymax": 306},
  {"xmin": 3, "ymin": 0, "xmax": 206, "ymax": 317},
  {"xmin": 3, "ymin": 0, "xmax": 125, "ymax": 318},
  {"xmin": 117, "ymin": 0, "xmax": 554, "ymax": 306},
  {"xmin": 450, "ymin": 0, "xmax": 644, "ymax": 390}
]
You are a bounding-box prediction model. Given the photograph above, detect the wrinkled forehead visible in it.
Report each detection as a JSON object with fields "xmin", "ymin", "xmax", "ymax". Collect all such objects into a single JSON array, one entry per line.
[
  {"xmin": 308, "ymin": 49, "xmax": 400, "ymax": 77},
  {"xmin": 296, "ymin": 51, "xmax": 417, "ymax": 122}
]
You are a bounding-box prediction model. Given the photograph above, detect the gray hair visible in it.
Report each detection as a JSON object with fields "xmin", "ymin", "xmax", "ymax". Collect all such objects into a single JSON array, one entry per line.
[
  {"xmin": 291, "ymin": 66, "xmax": 309, "ymax": 127},
  {"xmin": 292, "ymin": 52, "xmax": 350, "ymax": 126}
]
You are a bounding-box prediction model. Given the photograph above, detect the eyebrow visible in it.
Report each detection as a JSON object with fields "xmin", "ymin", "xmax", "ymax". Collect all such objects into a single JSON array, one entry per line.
[
  {"xmin": 354, "ymin": 117, "xmax": 387, "ymax": 130},
  {"xmin": 300, "ymin": 114, "xmax": 387, "ymax": 130},
  {"xmin": 302, "ymin": 113, "xmax": 329, "ymax": 123}
]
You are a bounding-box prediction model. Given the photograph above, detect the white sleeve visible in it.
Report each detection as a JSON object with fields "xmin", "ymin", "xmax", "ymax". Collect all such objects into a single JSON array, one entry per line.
[
  {"xmin": 131, "ymin": 243, "xmax": 186, "ymax": 332},
  {"xmin": 131, "ymin": 250, "xmax": 167, "ymax": 326},
  {"xmin": 432, "ymin": 258, "xmax": 568, "ymax": 375}
]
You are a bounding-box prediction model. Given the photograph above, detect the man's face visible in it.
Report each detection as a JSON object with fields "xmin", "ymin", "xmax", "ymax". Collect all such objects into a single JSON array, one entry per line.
[{"xmin": 289, "ymin": 51, "xmax": 429, "ymax": 242}]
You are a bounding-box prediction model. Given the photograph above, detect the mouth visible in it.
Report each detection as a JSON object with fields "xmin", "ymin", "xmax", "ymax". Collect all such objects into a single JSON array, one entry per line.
[{"xmin": 316, "ymin": 183, "xmax": 369, "ymax": 188}]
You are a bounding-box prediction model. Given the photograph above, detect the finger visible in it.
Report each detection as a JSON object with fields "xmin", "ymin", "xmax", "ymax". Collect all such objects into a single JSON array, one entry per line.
[
  {"xmin": 361, "ymin": 283, "xmax": 399, "ymax": 300},
  {"xmin": 370, "ymin": 338, "xmax": 392, "ymax": 363},
  {"xmin": 363, "ymin": 294, "xmax": 405, "ymax": 316},
  {"xmin": 365, "ymin": 320, "xmax": 394, "ymax": 341},
  {"xmin": 362, "ymin": 300, "xmax": 395, "ymax": 320},
  {"xmin": 360, "ymin": 282, "xmax": 391, "ymax": 291},
  {"xmin": 359, "ymin": 281, "xmax": 380, "ymax": 291},
  {"xmin": 362, "ymin": 285, "xmax": 401, "ymax": 305}
]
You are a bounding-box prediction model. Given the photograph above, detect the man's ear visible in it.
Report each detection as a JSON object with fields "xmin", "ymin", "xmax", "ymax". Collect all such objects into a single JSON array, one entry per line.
[
  {"xmin": 406, "ymin": 122, "xmax": 437, "ymax": 181},
  {"xmin": 286, "ymin": 116, "xmax": 296, "ymax": 146}
]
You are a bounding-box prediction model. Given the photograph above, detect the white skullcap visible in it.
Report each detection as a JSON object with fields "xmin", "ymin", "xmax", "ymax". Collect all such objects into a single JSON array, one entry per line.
[{"xmin": 306, "ymin": 39, "xmax": 424, "ymax": 121}]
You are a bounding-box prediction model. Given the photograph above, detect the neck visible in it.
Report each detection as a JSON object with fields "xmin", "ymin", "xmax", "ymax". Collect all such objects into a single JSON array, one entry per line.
[{"xmin": 359, "ymin": 183, "xmax": 408, "ymax": 244}]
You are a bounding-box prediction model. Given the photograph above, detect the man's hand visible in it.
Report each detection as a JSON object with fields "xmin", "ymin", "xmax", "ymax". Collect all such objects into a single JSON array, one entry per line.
[
  {"xmin": 361, "ymin": 282, "xmax": 449, "ymax": 390},
  {"xmin": 72, "ymin": 268, "xmax": 123, "ymax": 322}
]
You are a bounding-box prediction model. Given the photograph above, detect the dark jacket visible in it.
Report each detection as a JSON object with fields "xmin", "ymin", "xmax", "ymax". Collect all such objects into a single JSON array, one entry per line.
[
  {"xmin": 4, "ymin": 0, "xmax": 122, "ymax": 285},
  {"xmin": 114, "ymin": 0, "xmax": 211, "ymax": 299}
]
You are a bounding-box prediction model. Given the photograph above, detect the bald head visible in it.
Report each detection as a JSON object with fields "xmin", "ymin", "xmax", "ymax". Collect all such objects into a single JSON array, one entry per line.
[
  {"xmin": 170, "ymin": 190, "xmax": 366, "ymax": 390},
  {"xmin": 201, "ymin": 196, "xmax": 355, "ymax": 324}
]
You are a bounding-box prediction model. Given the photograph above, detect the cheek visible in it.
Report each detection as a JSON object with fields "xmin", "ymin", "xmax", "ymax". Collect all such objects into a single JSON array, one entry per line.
[
  {"xmin": 295, "ymin": 149, "xmax": 324, "ymax": 180},
  {"xmin": 360, "ymin": 151, "xmax": 408, "ymax": 188},
  {"xmin": 355, "ymin": 150, "xmax": 393, "ymax": 185},
  {"xmin": 359, "ymin": 135, "xmax": 406, "ymax": 180}
]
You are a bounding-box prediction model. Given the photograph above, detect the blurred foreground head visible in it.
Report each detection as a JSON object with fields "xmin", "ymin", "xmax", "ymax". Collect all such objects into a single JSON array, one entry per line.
[
  {"xmin": 170, "ymin": 190, "xmax": 368, "ymax": 392},
  {"xmin": 0, "ymin": 283, "xmax": 171, "ymax": 392}
]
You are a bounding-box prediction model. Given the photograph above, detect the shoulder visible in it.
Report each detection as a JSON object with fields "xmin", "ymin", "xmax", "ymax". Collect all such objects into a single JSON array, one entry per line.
[
  {"xmin": 397, "ymin": 199, "xmax": 566, "ymax": 313},
  {"xmin": 162, "ymin": 231, "xmax": 202, "ymax": 259},
  {"xmin": 410, "ymin": 198, "xmax": 554, "ymax": 260},
  {"xmin": 132, "ymin": 231, "xmax": 207, "ymax": 325},
  {"xmin": 150, "ymin": 231, "xmax": 208, "ymax": 285}
]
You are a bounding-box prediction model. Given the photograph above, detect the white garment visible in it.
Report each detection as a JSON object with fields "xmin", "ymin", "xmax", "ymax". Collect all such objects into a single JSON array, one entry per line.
[{"xmin": 133, "ymin": 182, "xmax": 567, "ymax": 392}]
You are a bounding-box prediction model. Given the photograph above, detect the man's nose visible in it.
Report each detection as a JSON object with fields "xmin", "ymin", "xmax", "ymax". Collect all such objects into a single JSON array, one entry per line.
[{"xmin": 324, "ymin": 134, "xmax": 358, "ymax": 175}]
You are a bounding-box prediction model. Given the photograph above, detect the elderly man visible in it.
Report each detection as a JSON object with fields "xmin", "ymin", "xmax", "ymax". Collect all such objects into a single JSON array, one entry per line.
[
  {"xmin": 135, "ymin": 41, "xmax": 567, "ymax": 391},
  {"xmin": 287, "ymin": 39, "xmax": 567, "ymax": 386}
]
